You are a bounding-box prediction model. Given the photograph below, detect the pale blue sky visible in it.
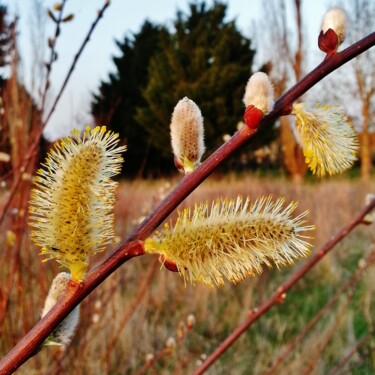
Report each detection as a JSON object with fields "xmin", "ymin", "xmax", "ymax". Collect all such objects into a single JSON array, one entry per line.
[{"xmin": 5, "ymin": 0, "xmax": 329, "ymax": 140}]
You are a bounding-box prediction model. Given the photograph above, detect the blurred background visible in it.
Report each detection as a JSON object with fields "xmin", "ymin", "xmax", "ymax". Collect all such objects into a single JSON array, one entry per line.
[{"xmin": 0, "ymin": 1, "xmax": 375, "ymax": 374}]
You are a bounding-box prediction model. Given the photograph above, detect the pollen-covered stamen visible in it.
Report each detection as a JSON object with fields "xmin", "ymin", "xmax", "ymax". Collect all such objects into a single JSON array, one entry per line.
[
  {"xmin": 144, "ymin": 196, "xmax": 314, "ymax": 287},
  {"xmin": 29, "ymin": 126, "xmax": 126, "ymax": 281},
  {"xmin": 291, "ymin": 103, "xmax": 359, "ymax": 177}
]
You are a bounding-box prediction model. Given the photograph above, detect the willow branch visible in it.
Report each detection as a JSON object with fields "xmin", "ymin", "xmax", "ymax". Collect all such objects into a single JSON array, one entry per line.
[
  {"xmin": 193, "ymin": 197, "xmax": 375, "ymax": 375},
  {"xmin": 0, "ymin": 31, "xmax": 374, "ymax": 374},
  {"xmin": 40, "ymin": 0, "xmax": 67, "ymax": 115}
]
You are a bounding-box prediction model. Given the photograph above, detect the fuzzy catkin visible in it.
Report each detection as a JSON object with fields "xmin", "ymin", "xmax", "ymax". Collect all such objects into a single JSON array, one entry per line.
[
  {"xmin": 29, "ymin": 126, "xmax": 125, "ymax": 281},
  {"xmin": 292, "ymin": 103, "xmax": 359, "ymax": 177},
  {"xmin": 243, "ymin": 72, "xmax": 274, "ymax": 114},
  {"xmin": 170, "ymin": 97, "xmax": 205, "ymax": 173},
  {"xmin": 41, "ymin": 272, "xmax": 80, "ymax": 348},
  {"xmin": 321, "ymin": 6, "xmax": 347, "ymax": 44},
  {"xmin": 145, "ymin": 196, "xmax": 314, "ymax": 287}
]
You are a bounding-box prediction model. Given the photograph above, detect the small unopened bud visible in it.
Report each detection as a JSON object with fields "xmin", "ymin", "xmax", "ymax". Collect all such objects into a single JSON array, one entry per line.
[
  {"xmin": 276, "ymin": 292, "xmax": 287, "ymax": 303},
  {"xmin": 186, "ymin": 314, "xmax": 196, "ymax": 329},
  {"xmin": 319, "ymin": 6, "xmax": 347, "ymax": 54},
  {"xmin": 0, "ymin": 152, "xmax": 10, "ymax": 162},
  {"xmin": 243, "ymin": 72, "xmax": 274, "ymax": 115},
  {"xmin": 94, "ymin": 300, "xmax": 102, "ymax": 311},
  {"xmin": 222, "ymin": 134, "xmax": 231, "ymax": 142},
  {"xmin": 165, "ymin": 337, "xmax": 176, "ymax": 352},
  {"xmin": 170, "ymin": 97, "xmax": 205, "ymax": 174},
  {"xmin": 42, "ymin": 272, "xmax": 80, "ymax": 348},
  {"xmin": 145, "ymin": 353, "xmax": 154, "ymax": 364},
  {"xmin": 92, "ymin": 313, "xmax": 100, "ymax": 324},
  {"xmin": 177, "ymin": 321, "xmax": 186, "ymax": 339},
  {"xmin": 53, "ymin": 3, "xmax": 63, "ymax": 11},
  {"xmin": 358, "ymin": 258, "xmax": 366, "ymax": 269},
  {"xmin": 21, "ymin": 173, "xmax": 32, "ymax": 181},
  {"xmin": 237, "ymin": 121, "xmax": 245, "ymax": 131},
  {"xmin": 6, "ymin": 230, "xmax": 16, "ymax": 246}
]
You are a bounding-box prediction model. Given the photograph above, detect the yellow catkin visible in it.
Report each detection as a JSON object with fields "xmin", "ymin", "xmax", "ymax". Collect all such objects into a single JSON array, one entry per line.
[
  {"xmin": 144, "ymin": 196, "xmax": 314, "ymax": 287},
  {"xmin": 292, "ymin": 103, "xmax": 359, "ymax": 177},
  {"xmin": 29, "ymin": 126, "xmax": 125, "ymax": 281}
]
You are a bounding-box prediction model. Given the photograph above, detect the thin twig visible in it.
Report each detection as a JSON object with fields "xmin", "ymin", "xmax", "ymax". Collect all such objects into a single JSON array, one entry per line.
[
  {"xmin": 40, "ymin": 0, "xmax": 67, "ymax": 115},
  {"xmin": 264, "ymin": 250, "xmax": 375, "ymax": 375},
  {"xmin": 0, "ymin": 1, "xmax": 111, "ymax": 226},
  {"xmin": 104, "ymin": 258, "xmax": 159, "ymax": 365},
  {"xmin": 303, "ymin": 290, "xmax": 358, "ymax": 375},
  {"xmin": 326, "ymin": 331, "xmax": 373, "ymax": 375},
  {"xmin": 43, "ymin": 0, "xmax": 111, "ymax": 127},
  {"xmin": 0, "ymin": 32, "xmax": 374, "ymax": 374},
  {"xmin": 193, "ymin": 197, "xmax": 375, "ymax": 375}
]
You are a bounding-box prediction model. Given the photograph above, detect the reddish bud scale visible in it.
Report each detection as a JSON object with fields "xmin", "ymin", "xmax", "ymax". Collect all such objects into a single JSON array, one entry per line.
[
  {"xmin": 159, "ymin": 255, "xmax": 179, "ymax": 272},
  {"xmin": 318, "ymin": 29, "xmax": 339, "ymax": 54},
  {"xmin": 244, "ymin": 105, "xmax": 263, "ymax": 129},
  {"xmin": 276, "ymin": 292, "xmax": 286, "ymax": 304},
  {"xmin": 173, "ymin": 155, "xmax": 184, "ymax": 172}
]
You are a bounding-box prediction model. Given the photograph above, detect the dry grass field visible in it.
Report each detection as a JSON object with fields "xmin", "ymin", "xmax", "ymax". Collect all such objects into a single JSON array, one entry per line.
[{"xmin": 1, "ymin": 174, "xmax": 375, "ymax": 374}]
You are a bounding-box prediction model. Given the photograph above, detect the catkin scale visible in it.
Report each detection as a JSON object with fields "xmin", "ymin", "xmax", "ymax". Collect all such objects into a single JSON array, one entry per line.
[{"xmin": 145, "ymin": 196, "xmax": 314, "ymax": 287}]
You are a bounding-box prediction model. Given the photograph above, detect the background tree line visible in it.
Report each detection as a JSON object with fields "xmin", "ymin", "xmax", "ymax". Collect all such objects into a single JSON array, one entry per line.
[
  {"xmin": 91, "ymin": 1, "xmax": 278, "ymax": 178},
  {"xmin": 1, "ymin": 0, "xmax": 373, "ymax": 181},
  {"xmin": 91, "ymin": 0, "xmax": 375, "ymax": 180}
]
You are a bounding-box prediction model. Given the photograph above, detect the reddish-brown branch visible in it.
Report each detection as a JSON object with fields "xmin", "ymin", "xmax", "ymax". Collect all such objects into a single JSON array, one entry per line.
[
  {"xmin": 193, "ymin": 197, "xmax": 375, "ymax": 375},
  {"xmin": 0, "ymin": 31, "xmax": 374, "ymax": 374}
]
